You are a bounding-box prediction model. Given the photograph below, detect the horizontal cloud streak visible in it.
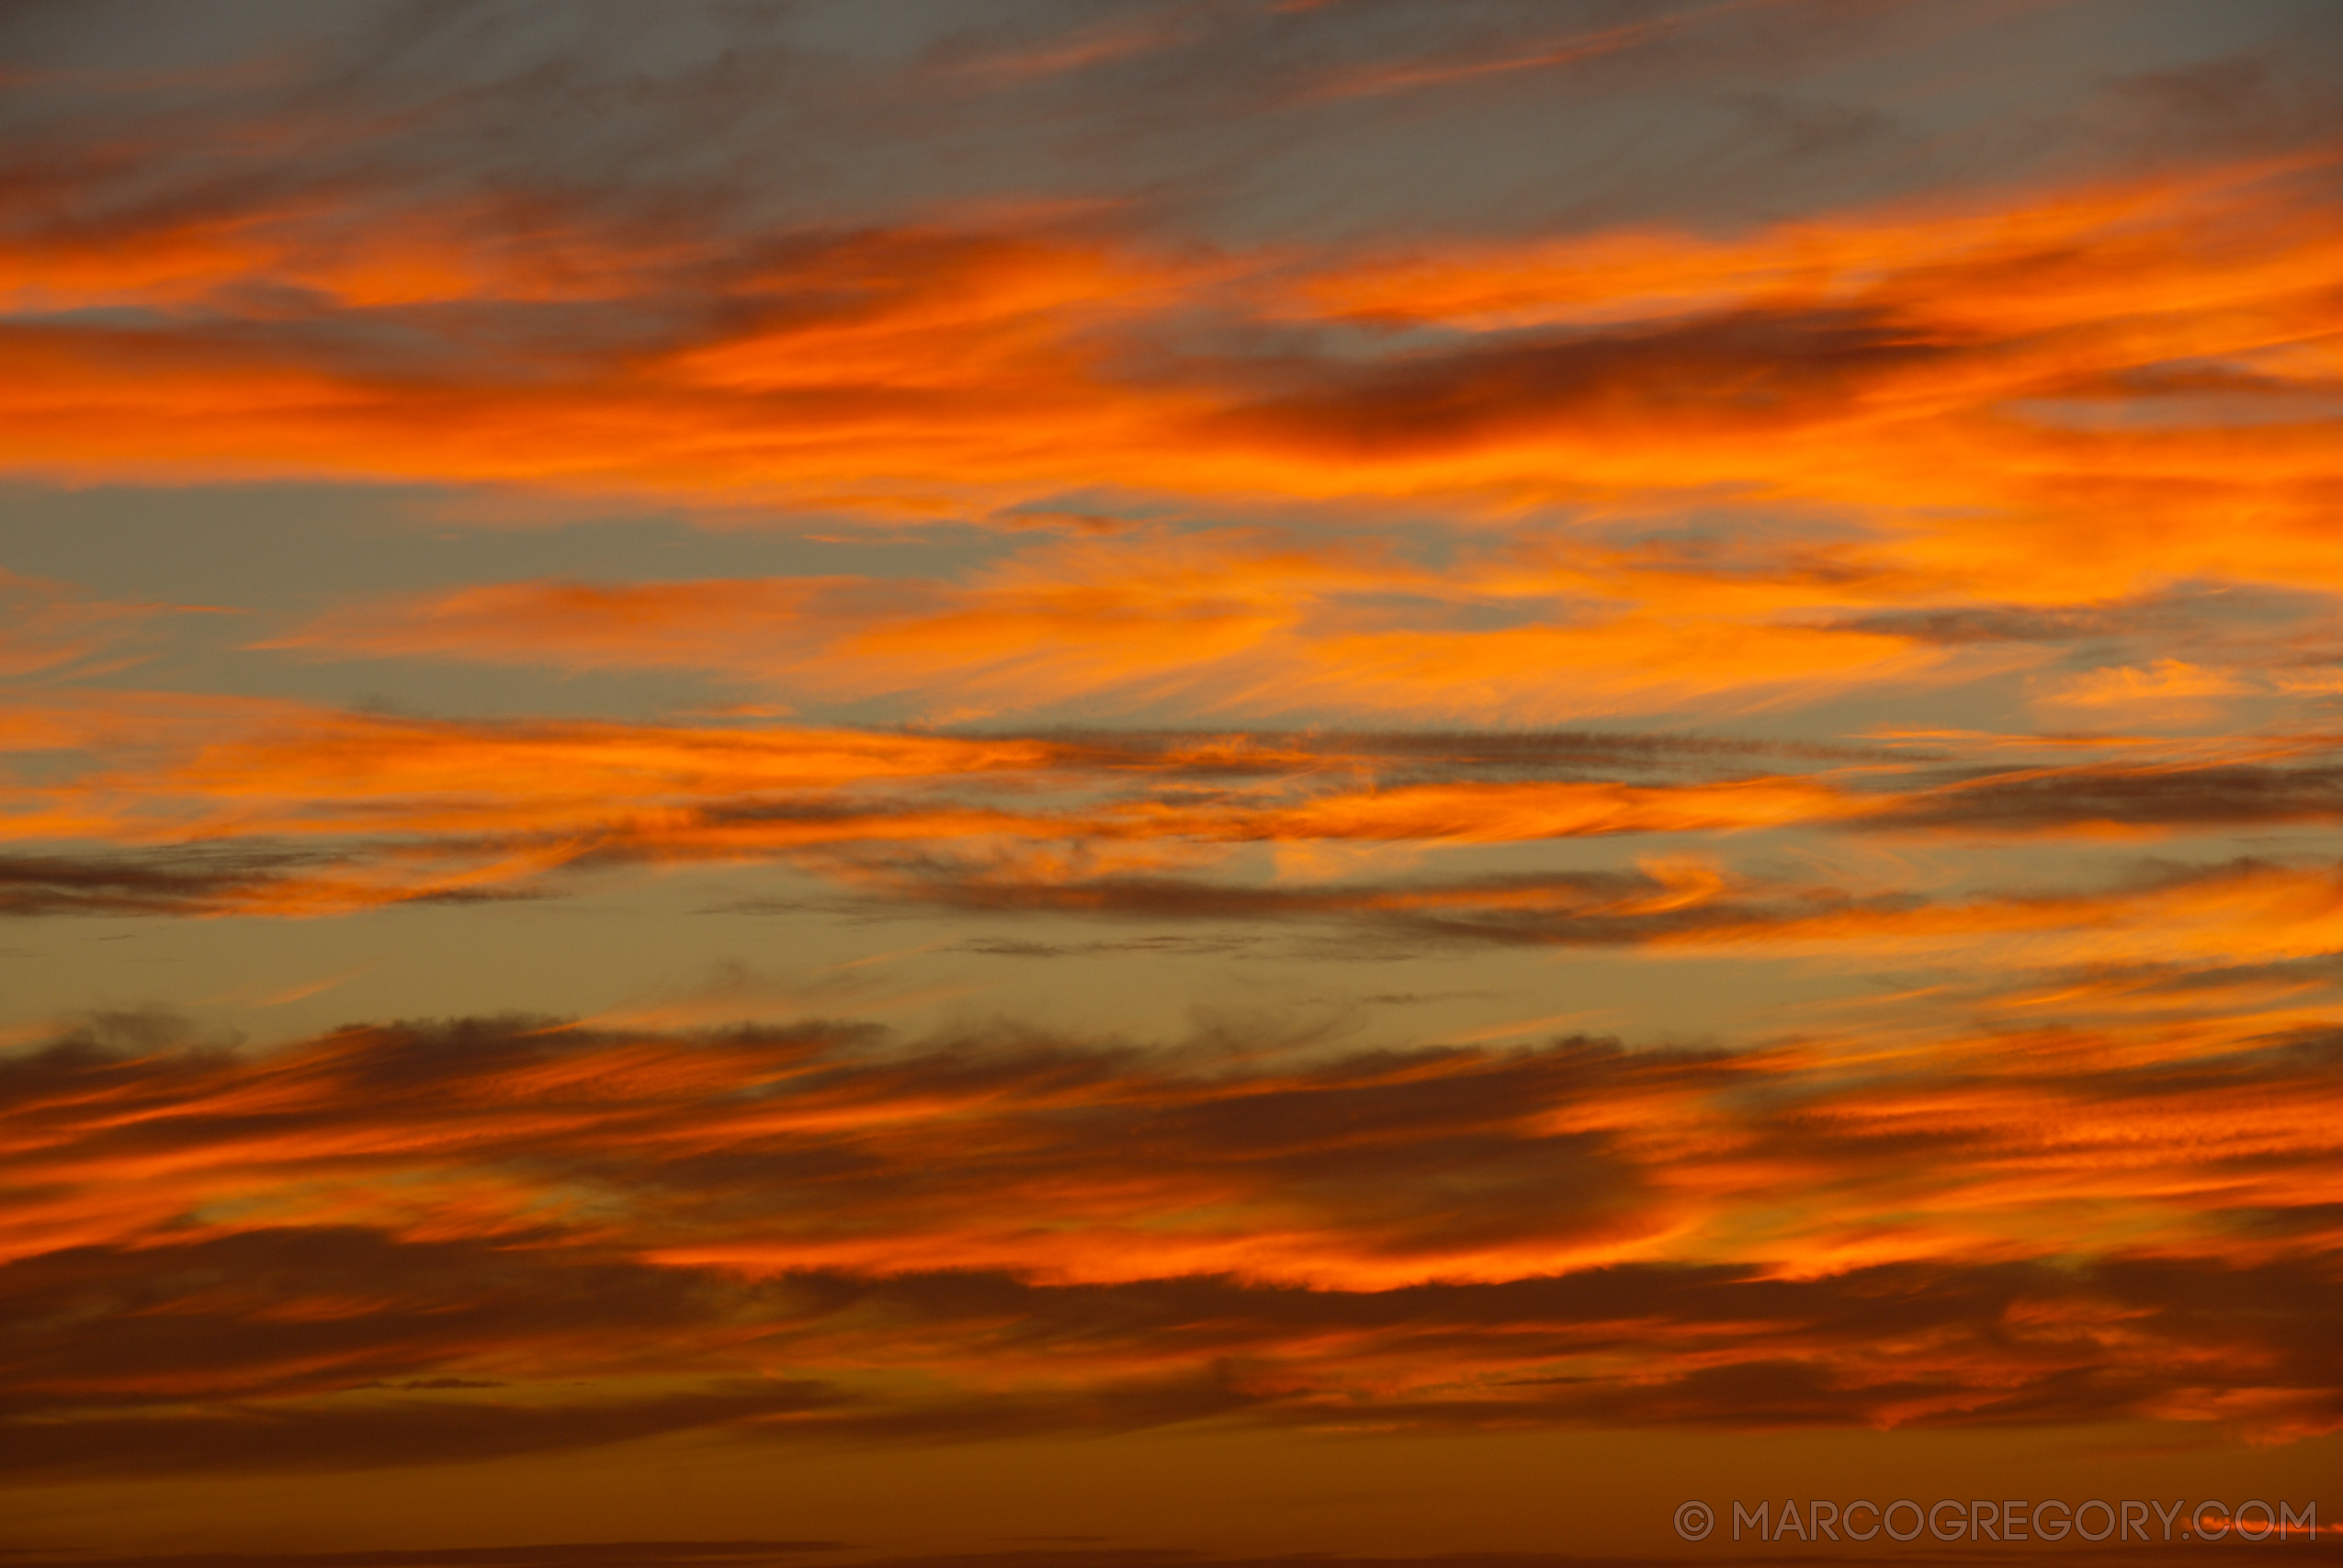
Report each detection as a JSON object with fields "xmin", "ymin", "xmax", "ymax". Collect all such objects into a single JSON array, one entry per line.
[
  {"xmin": 2, "ymin": 1005, "xmax": 2339, "ymax": 1476},
  {"xmin": 2, "ymin": 129, "xmax": 2337, "ymax": 578},
  {"xmin": 13, "ymin": 696, "xmax": 2343, "ymax": 949}
]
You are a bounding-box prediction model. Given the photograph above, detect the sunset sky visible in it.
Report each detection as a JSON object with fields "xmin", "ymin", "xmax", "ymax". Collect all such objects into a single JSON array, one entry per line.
[{"xmin": 6, "ymin": 1, "xmax": 2343, "ymax": 1562}]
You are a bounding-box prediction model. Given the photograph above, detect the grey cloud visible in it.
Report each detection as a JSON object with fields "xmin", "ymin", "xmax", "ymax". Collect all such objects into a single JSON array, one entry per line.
[
  {"xmin": 1823, "ymin": 604, "xmax": 2165, "ymax": 646},
  {"xmin": 774, "ymin": 859, "xmax": 1908, "ymax": 949},
  {"xmin": 1198, "ymin": 310, "xmax": 1947, "ymax": 459},
  {"xmin": 0, "ymin": 849, "xmax": 329, "ymax": 917},
  {"xmin": 1863, "ymin": 768, "xmax": 2343, "ymax": 833}
]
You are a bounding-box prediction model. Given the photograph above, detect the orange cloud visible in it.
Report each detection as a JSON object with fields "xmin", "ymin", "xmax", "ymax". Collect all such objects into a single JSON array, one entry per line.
[
  {"xmin": 14, "ymin": 690, "xmax": 1872, "ymax": 912},
  {"xmin": 3, "ymin": 1001, "xmax": 2340, "ymax": 1472},
  {"xmin": 14, "ymin": 687, "xmax": 2343, "ymax": 971},
  {"xmin": 2037, "ymin": 658, "xmax": 2249, "ymax": 720},
  {"xmin": 0, "ymin": 155, "xmax": 2332, "ymax": 581},
  {"xmin": 9, "ymin": 154, "xmax": 2333, "ymax": 761},
  {"xmin": 0, "ymin": 570, "xmax": 169, "ymax": 681},
  {"xmin": 1299, "ymin": 0, "xmax": 1782, "ymax": 102},
  {"xmin": 267, "ymin": 531, "xmax": 1984, "ymax": 721}
]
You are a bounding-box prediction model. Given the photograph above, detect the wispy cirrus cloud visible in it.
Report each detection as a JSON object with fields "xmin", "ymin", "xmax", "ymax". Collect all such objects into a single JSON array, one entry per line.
[
  {"xmin": 262, "ymin": 547, "xmax": 1972, "ymax": 724},
  {"xmin": 0, "ymin": 570, "xmax": 174, "ymax": 682},
  {"xmin": 3, "ymin": 128, "xmax": 2337, "ymax": 562},
  {"xmin": 12, "ymin": 692, "xmax": 2343, "ymax": 952},
  {"xmin": 1296, "ymin": 0, "xmax": 1794, "ymax": 103}
]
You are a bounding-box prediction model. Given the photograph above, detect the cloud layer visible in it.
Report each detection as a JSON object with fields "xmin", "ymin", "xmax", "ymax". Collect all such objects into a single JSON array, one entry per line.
[
  {"xmin": 6, "ymin": 1, "xmax": 2343, "ymax": 1546},
  {"xmin": 3, "ymin": 1005, "xmax": 2340, "ymax": 1480}
]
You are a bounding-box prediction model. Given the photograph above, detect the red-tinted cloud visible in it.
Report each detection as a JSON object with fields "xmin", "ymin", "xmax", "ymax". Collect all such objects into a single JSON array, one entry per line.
[{"xmin": 3, "ymin": 1008, "xmax": 2339, "ymax": 1476}]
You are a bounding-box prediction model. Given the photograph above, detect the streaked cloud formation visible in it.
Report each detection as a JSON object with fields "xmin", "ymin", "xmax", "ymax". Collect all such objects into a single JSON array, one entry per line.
[
  {"xmin": 4, "ymin": 0, "xmax": 2343, "ymax": 1556},
  {"xmin": 8, "ymin": 1005, "xmax": 2342, "ymax": 1478}
]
